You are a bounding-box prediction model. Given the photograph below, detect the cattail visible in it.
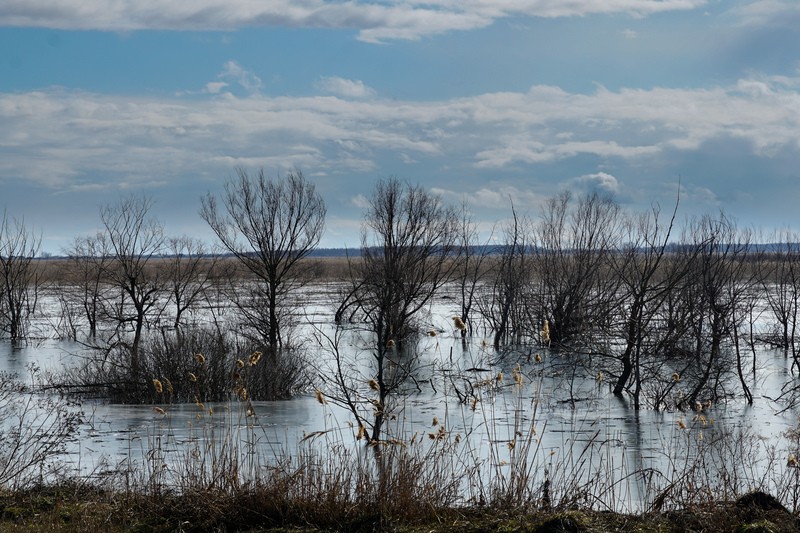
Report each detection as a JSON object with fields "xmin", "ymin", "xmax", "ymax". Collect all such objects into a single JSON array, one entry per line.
[
  {"xmin": 236, "ymin": 359, "xmax": 245, "ymax": 369},
  {"xmin": 195, "ymin": 353, "xmax": 206, "ymax": 365},
  {"xmin": 452, "ymin": 316, "xmax": 466, "ymax": 331},
  {"xmin": 188, "ymin": 372, "xmax": 197, "ymax": 382},
  {"xmin": 432, "ymin": 416, "xmax": 439, "ymax": 427},
  {"xmin": 386, "ymin": 339, "xmax": 396, "ymax": 348},
  {"xmin": 152, "ymin": 406, "xmax": 166, "ymax": 416},
  {"xmin": 427, "ymin": 330, "xmax": 437, "ymax": 337},
  {"xmin": 471, "ymin": 397, "xmax": 478, "ymax": 411},
  {"xmin": 315, "ymin": 389, "xmax": 327, "ymax": 405},
  {"xmin": 208, "ymin": 407, "xmax": 213, "ymax": 416},
  {"xmin": 597, "ymin": 371, "xmax": 603, "ymax": 383},
  {"xmin": 513, "ymin": 364, "xmax": 524, "ymax": 387},
  {"xmin": 789, "ymin": 454, "xmax": 799, "ymax": 468},
  {"xmin": 152, "ymin": 379, "xmax": 163, "ymax": 394},
  {"xmin": 540, "ymin": 320, "xmax": 550, "ymax": 345},
  {"xmin": 535, "ymin": 353, "xmax": 542, "ymax": 363},
  {"xmin": 246, "ymin": 407, "xmax": 255, "ymax": 417},
  {"xmin": 368, "ymin": 379, "xmax": 379, "ymax": 391},
  {"xmin": 507, "ymin": 439, "xmax": 516, "ymax": 451},
  {"xmin": 677, "ymin": 418, "xmax": 686, "ymax": 430},
  {"xmin": 249, "ymin": 351, "xmax": 262, "ymax": 366},
  {"xmin": 696, "ymin": 401, "xmax": 703, "ymax": 413},
  {"xmin": 496, "ymin": 371, "xmax": 503, "ymax": 383},
  {"xmin": 357, "ymin": 424, "xmax": 366, "ymax": 440},
  {"xmin": 164, "ymin": 378, "xmax": 173, "ymax": 395}
]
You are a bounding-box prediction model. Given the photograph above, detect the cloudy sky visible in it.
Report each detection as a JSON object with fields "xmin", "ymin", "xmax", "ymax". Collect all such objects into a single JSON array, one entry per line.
[{"xmin": 2, "ymin": 0, "xmax": 800, "ymax": 253}]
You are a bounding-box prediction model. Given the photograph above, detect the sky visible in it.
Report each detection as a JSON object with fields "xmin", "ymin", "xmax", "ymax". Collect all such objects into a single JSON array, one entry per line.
[{"xmin": 2, "ymin": 0, "xmax": 800, "ymax": 254}]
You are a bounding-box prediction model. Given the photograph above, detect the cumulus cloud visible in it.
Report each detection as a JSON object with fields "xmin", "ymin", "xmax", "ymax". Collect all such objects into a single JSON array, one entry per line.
[
  {"xmin": 316, "ymin": 77, "xmax": 376, "ymax": 99},
  {"xmin": 0, "ymin": 0, "xmax": 707, "ymax": 41},
  {"xmin": 432, "ymin": 185, "xmax": 543, "ymax": 210},
  {"xmin": 570, "ymin": 172, "xmax": 620, "ymax": 195}
]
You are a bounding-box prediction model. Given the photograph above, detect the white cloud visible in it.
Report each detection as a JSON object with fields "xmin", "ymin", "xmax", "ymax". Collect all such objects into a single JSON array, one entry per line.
[
  {"xmin": 351, "ymin": 194, "xmax": 370, "ymax": 209},
  {"xmin": 1, "ymin": 76, "xmax": 799, "ymax": 192},
  {"xmin": 316, "ymin": 77, "xmax": 376, "ymax": 99},
  {"xmin": 204, "ymin": 81, "xmax": 228, "ymax": 94},
  {"xmin": 570, "ymin": 172, "xmax": 620, "ymax": 194},
  {"xmin": 432, "ymin": 185, "xmax": 543, "ymax": 210},
  {"xmin": 219, "ymin": 61, "xmax": 261, "ymax": 93},
  {"xmin": 727, "ymin": 0, "xmax": 800, "ymax": 28},
  {"xmin": 0, "ymin": 0, "xmax": 707, "ymax": 41}
]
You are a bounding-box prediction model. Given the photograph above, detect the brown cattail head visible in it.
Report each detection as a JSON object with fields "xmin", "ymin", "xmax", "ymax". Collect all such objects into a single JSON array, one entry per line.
[
  {"xmin": 195, "ymin": 353, "xmax": 206, "ymax": 365},
  {"xmin": 249, "ymin": 351, "xmax": 262, "ymax": 366},
  {"xmin": 452, "ymin": 316, "xmax": 466, "ymax": 331},
  {"xmin": 188, "ymin": 372, "xmax": 198, "ymax": 382},
  {"xmin": 386, "ymin": 339, "xmax": 396, "ymax": 348},
  {"xmin": 152, "ymin": 379, "xmax": 163, "ymax": 394},
  {"xmin": 236, "ymin": 359, "xmax": 245, "ymax": 369},
  {"xmin": 153, "ymin": 406, "xmax": 166, "ymax": 416},
  {"xmin": 368, "ymin": 379, "xmax": 379, "ymax": 391},
  {"xmin": 315, "ymin": 389, "xmax": 327, "ymax": 405}
]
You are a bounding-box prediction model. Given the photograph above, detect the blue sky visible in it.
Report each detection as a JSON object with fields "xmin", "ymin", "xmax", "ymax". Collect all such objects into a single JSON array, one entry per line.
[{"xmin": 2, "ymin": 0, "xmax": 800, "ymax": 253}]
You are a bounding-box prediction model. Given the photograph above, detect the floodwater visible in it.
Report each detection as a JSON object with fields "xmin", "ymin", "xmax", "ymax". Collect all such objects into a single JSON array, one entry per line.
[{"xmin": 0, "ymin": 284, "xmax": 798, "ymax": 511}]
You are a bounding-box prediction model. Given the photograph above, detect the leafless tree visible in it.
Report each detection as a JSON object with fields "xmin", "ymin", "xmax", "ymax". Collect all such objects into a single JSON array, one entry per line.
[
  {"xmin": 63, "ymin": 232, "xmax": 113, "ymax": 338},
  {"xmin": 164, "ymin": 236, "xmax": 218, "ymax": 329},
  {"xmin": 200, "ymin": 167, "xmax": 325, "ymax": 352},
  {"xmin": 331, "ymin": 179, "xmax": 459, "ymax": 443},
  {"xmin": 453, "ymin": 202, "xmax": 493, "ymax": 341},
  {"xmin": 533, "ymin": 191, "xmax": 621, "ymax": 347},
  {"xmin": 605, "ymin": 200, "xmax": 684, "ymax": 409},
  {"xmin": 99, "ymin": 194, "xmax": 165, "ymax": 379},
  {"xmin": 677, "ymin": 212, "xmax": 752, "ymax": 409},
  {"xmin": 0, "ymin": 211, "xmax": 41, "ymax": 341},
  {"xmin": 762, "ymin": 231, "xmax": 800, "ymax": 364},
  {"xmin": 479, "ymin": 204, "xmax": 533, "ymax": 349}
]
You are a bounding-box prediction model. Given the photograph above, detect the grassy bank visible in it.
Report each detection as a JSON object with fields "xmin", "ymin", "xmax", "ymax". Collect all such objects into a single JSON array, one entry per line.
[{"xmin": 0, "ymin": 483, "xmax": 798, "ymax": 532}]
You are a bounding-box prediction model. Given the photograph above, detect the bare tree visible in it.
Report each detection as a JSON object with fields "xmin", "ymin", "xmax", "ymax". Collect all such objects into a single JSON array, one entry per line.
[
  {"xmin": 164, "ymin": 236, "xmax": 218, "ymax": 329},
  {"xmin": 762, "ymin": 232, "xmax": 800, "ymax": 364},
  {"xmin": 453, "ymin": 201, "xmax": 493, "ymax": 341},
  {"xmin": 480, "ymin": 204, "xmax": 532, "ymax": 349},
  {"xmin": 605, "ymin": 200, "xmax": 684, "ymax": 409},
  {"xmin": 677, "ymin": 212, "xmax": 752, "ymax": 409},
  {"xmin": 331, "ymin": 179, "xmax": 459, "ymax": 443},
  {"xmin": 99, "ymin": 195, "xmax": 165, "ymax": 379},
  {"xmin": 0, "ymin": 211, "xmax": 40, "ymax": 342},
  {"xmin": 200, "ymin": 167, "xmax": 325, "ymax": 351},
  {"xmin": 533, "ymin": 191, "xmax": 620, "ymax": 347},
  {"xmin": 63, "ymin": 232, "xmax": 113, "ymax": 338}
]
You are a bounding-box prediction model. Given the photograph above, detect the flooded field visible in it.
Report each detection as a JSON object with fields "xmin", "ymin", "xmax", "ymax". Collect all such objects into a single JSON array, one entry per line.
[{"xmin": 0, "ymin": 282, "xmax": 798, "ymax": 512}]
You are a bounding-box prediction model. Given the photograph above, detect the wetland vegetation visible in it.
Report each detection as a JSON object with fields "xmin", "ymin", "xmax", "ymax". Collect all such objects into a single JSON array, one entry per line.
[{"xmin": 2, "ymin": 170, "xmax": 800, "ymax": 530}]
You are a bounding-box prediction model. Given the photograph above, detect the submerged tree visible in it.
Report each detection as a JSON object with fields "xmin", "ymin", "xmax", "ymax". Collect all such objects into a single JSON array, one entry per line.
[
  {"xmin": 99, "ymin": 194, "xmax": 165, "ymax": 380},
  {"xmin": 164, "ymin": 236, "xmax": 218, "ymax": 330},
  {"xmin": 0, "ymin": 211, "xmax": 40, "ymax": 341},
  {"xmin": 533, "ymin": 191, "xmax": 621, "ymax": 347},
  {"xmin": 329, "ymin": 179, "xmax": 459, "ymax": 443},
  {"xmin": 200, "ymin": 167, "xmax": 326, "ymax": 351},
  {"xmin": 62, "ymin": 232, "xmax": 113, "ymax": 339}
]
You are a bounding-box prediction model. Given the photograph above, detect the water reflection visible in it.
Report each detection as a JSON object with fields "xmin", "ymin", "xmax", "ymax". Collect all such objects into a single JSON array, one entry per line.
[{"xmin": 0, "ymin": 293, "xmax": 798, "ymax": 511}]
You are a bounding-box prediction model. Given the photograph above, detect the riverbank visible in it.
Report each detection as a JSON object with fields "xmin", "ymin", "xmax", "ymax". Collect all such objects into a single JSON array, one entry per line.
[{"xmin": 0, "ymin": 484, "xmax": 797, "ymax": 532}]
